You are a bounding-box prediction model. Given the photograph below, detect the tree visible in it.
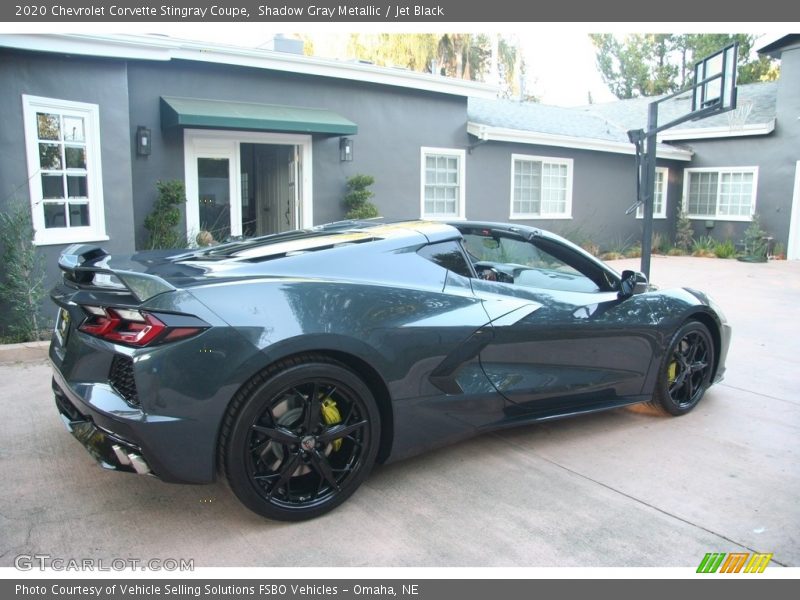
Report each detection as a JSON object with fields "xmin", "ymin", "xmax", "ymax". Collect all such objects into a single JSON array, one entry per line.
[
  {"xmin": 672, "ymin": 34, "xmax": 778, "ymax": 86},
  {"xmin": 590, "ymin": 34, "xmax": 678, "ymax": 99},
  {"xmin": 590, "ymin": 33, "xmax": 779, "ymax": 100},
  {"xmin": 303, "ymin": 33, "xmax": 529, "ymax": 99}
]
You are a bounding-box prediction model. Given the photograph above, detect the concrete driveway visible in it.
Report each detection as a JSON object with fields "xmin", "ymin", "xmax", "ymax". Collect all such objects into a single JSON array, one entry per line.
[{"xmin": 1, "ymin": 256, "xmax": 798, "ymax": 568}]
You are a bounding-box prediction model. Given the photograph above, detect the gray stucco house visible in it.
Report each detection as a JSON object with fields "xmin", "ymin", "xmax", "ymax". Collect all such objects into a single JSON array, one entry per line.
[
  {"xmin": 0, "ymin": 32, "xmax": 798, "ymax": 327},
  {"xmin": 466, "ymin": 34, "xmax": 800, "ymax": 259}
]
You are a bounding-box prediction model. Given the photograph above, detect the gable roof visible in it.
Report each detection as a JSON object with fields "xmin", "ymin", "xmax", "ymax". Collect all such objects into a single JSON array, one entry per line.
[
  {"xmin": 467, "ymin": 80, "xmax": 777, "ymax": 159},
  {"xmin": 579, "ymin": 81, "xmax": 777, "ymax": 141},
  {"xmin": 467, "ymin": 98, "xmax": 693, "ymax": 161},
  {"xmin": 0, "ymin": 33, "xmax": 497, "ymax": 99}
]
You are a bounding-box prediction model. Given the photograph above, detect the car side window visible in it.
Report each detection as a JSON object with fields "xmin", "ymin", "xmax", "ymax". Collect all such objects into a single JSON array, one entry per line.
[
  {"xmin": 462, "ymin": 232, "xmax": 603, "ymax": 293},
  {"xmin": 417, "ymin": 241, "xmax": 475, "ymax": 278}
]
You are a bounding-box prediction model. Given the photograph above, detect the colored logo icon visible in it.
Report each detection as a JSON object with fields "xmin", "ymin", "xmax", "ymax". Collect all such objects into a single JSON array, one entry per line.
[{"xmin": 697, "ymin": 552, "xmax": 773, "ymax": 573}]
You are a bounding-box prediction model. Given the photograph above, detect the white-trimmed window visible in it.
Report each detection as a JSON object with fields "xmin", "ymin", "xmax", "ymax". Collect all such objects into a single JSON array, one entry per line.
[
  {"xmin": 420, "ymin": 147, "xmax": 465, "ymax": 220},
  {"xmin": 683, "ymin": 167, "xmax": 758, "ymax": 221},
  {"xmin": 636, "ymin": 167, "xmax": 669, "ymax": 219},
  {"xmin": 22, "ymin": 95, "xmax": 106, "ymax": 245},
  {"xmin": 510, "ymin": 154, "xmax": 573, "ymax": 219}
]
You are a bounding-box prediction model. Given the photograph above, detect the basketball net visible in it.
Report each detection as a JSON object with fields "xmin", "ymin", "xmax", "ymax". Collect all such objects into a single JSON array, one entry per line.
[{"xmin": 727, "ymin": 100, "xmax": 753, "ymax": 131}]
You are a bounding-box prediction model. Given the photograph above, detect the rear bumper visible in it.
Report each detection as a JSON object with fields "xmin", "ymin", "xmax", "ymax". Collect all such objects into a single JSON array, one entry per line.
[
  {"xmin": 50, "ymin": 362, "xmax": 214, "ymax": 484},
  {"xmin": 53, "ymin": 377, "xmax": 152, "ymax": 475}
]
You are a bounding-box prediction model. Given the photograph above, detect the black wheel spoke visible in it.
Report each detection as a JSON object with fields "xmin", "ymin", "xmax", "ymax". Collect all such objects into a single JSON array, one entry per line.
[
  {"xmin": 252, "ymin": 424, "xmax": 300, "ymax": 446},
  {"xmin": 250, "ymin": 438, "xmax": 271, "ymax": 456},
  {"xmin": 303, "ymin": 382, "xmax": 321, "ymax": 432},
  {"xmin": 318, "ymin": 419, "xmax": 367, "ymax": 444},
  {"xmin": 268, "ymin": 453, "xmax": 302, "ymax": 498},
  {"xmin": 310, "ymin": 449, "xmax": 340, "ymax": 491}
]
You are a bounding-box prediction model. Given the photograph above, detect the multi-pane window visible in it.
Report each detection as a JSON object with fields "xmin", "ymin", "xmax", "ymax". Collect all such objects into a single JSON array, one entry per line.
[
  {"xmin": 510, "ymin": 154, "xmax": 572, "ymax": 218},
  {"xmin": 421, "ymin": 148, "xmax": 465, "ymax": 219},
  {"xmin": 637, "ymin": 168, "xmax": 669, "ymax": 219},
  {"xmin": 23, "ymin": 95, "xmax": 106, "ymax": 245},
  {"xmin": 685, "ymin": 168, "xmax": 757, "ymax": 220}
]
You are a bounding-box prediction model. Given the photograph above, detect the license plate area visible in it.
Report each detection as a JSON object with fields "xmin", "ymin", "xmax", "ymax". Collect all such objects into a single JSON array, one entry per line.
[{"xmin": 55, "ymin": 307, "xmax": 71, "ymax": 346}]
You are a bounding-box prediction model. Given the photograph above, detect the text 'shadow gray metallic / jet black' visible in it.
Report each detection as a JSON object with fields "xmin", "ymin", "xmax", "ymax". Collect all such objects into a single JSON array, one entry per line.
[{"xmin": 49, "ymin": 220, "xmax": 731, "ymax": 520}]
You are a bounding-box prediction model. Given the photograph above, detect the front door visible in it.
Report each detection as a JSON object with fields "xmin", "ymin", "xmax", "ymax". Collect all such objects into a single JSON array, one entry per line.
[
  {"xmin": 184, "ymin": 130, "xmax": 312, "ymax": 244},
  {"xmin": 184, "ymin": 134, "xmax": 239, "ymax": 245}
]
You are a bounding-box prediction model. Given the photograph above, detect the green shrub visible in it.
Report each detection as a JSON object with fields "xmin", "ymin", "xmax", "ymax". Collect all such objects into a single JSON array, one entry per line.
[
  {"xmin": 144, "ymin": 180, "xmax": 187, "ymax": 249},
  {"xmin": 651, "ymin": 232, "xmax": 670, "ymax": 255},
  {"xmin": 606, "ymin": 235, "xmax": 632, "ymax": 255},
  {"xmin": 343, "ymin": 174, "xmax": 379, "ymax": 219},
  {"xmin": 742, "ymin": 214, "xmax": 768, "ymax": 259},
  {"xmin": 714, "ymin": 239, "xmax": 736, "ymax": 259},
  {"xmin": 580, "ymin": 242, "xmax": 600, "ymax": 257},
  {"xmin": 624, "ymin": 244, "xmax": 642, "ymax": 258},
  {"xmin": 675, "ymin": 206, "xmax": 694, "ymax": 253},
  {"xmin": 691, "ymin": 235, "xmax": 717, "ymax": 258},
  {"xmin": 0, "ymin": 202, "xmax": 46, "ymax": 342}
]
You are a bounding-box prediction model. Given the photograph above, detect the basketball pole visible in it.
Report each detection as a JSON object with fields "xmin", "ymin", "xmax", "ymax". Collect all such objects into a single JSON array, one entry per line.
[
  {"xmin": 632, "ymin": 42, "xmax": 738, "ymax": 282},
  {"xmin": 640, "ymin": 102, "xmax": 659, "ymax": 279}
]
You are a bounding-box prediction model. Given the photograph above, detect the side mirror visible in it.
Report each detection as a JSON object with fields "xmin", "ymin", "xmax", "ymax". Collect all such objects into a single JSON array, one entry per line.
[{"xmin": 618, "ymin": 270, "xmax": 648, "ymax": 299}]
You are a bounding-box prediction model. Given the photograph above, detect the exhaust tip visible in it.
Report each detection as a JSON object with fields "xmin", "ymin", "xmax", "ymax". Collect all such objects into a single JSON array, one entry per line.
[
  {"xmin": 112, "ymin": 444, "xmax": 131, "ymax": 466},
  {"xmin": 128, "ymin": 453, "xmax": 151, "ymax": 475}
]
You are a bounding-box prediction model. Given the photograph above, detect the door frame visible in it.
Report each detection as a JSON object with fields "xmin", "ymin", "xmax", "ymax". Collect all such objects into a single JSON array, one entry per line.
[
  {"xmin": 183, "ymin": 129, "xmax": 313, "ymax": 242},
  {"xmin": 788, "ymin": 160, "xmax": 800, "ymax": 260}
]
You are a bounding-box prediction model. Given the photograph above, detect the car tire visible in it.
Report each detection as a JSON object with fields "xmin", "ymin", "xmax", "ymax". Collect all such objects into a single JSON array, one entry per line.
[
  {"xmin": 220, "ymin": 354, "xmax": 380, "ymax": 521},
  {"xmin": 649, "ymin": 320, "xmax": 715, "ymax": 416}
]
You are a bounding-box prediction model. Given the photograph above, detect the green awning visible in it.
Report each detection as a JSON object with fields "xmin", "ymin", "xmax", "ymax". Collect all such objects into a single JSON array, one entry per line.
[{"xmin": 160, "ymin": 96, "xmax": 357, "ymax": 135}]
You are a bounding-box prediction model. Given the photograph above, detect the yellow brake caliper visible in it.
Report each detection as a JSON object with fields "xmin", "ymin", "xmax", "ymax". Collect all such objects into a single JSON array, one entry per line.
[
  {"xmin": 320, "ymin": 396, "xmax": 343, "ymax": 452},
  {"xmin": 667, "ymin": 361, "xmax": 678, "ymax": 384}
]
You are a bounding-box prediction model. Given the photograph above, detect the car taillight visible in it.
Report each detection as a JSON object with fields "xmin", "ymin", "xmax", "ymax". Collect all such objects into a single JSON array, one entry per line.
[{"xmin": 78, "ymin": 306, "xmax": 203, "ymax": 347}]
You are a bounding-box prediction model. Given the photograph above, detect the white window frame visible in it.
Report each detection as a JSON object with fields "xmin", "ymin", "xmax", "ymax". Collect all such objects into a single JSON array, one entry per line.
[
  {"xmin": 420, "ymin": 147, "xmax": 466, "ymax": 220},
  {"xmin": 682, "ymin": 166, "xmax": 758, "ymax": 222},
  {"xmin": 636, "ymin": 167, "xmax": 669, "ymax": 219},
  {"xmin": 509, "ymin": 153, "xmax": 573, "ymax": 220},
  {"xmin": 22, "ymin": 95, "xmax": 107, "ymax": 246}
]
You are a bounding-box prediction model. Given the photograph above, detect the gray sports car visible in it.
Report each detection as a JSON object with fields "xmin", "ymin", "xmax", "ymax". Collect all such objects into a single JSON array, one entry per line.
[{"xmin": 50, "ymin": 220, "xmax": 730, "ymax": 520}]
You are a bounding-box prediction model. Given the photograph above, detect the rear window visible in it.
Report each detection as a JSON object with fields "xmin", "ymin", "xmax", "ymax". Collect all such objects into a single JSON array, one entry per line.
[{"xmin": 418, "ymin": 241, "xmax": 474, "ymax": 278}]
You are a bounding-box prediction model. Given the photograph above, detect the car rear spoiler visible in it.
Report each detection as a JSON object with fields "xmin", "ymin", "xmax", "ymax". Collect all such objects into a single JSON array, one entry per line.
[{"xmin": 58, "ymin": 244, "xmax": 176, "ymax": 303}]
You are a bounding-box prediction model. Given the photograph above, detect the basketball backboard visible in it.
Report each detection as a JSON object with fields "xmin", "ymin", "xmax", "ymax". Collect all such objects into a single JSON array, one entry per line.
[{"xmin": 692, "ymin": 42, "xmax": 738, "ymax": 115}]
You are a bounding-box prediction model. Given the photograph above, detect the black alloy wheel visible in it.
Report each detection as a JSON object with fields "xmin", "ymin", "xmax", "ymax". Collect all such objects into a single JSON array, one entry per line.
[
  {"xmin": 651, "ymin": 320, "xmax": 715, "ymax": 416},
  {"xmin": 221, "ymin": 356, "xmax": 380, "ymax": 521}
]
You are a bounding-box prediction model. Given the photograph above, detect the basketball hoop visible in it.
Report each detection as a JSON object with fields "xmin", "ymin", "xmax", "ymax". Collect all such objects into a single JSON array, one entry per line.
[{"xmin": 727, "ymin": 100, "xmax": 753, "ymax": 130}]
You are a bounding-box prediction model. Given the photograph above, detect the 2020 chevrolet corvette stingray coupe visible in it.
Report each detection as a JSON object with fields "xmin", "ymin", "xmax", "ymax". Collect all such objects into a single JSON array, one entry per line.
[{"xmin": 50, "ymin": 220, "xmax": 730, "ymax": 520}]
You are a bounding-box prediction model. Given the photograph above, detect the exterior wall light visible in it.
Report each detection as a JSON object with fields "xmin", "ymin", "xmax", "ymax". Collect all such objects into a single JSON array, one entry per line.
[
  {"xmin": 340, "ymin": 137, "xmax": 353, "ymax": 162},
  {"xmin": 136, "ymin": 126, "xmax": 152, "ymax": 156}
]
